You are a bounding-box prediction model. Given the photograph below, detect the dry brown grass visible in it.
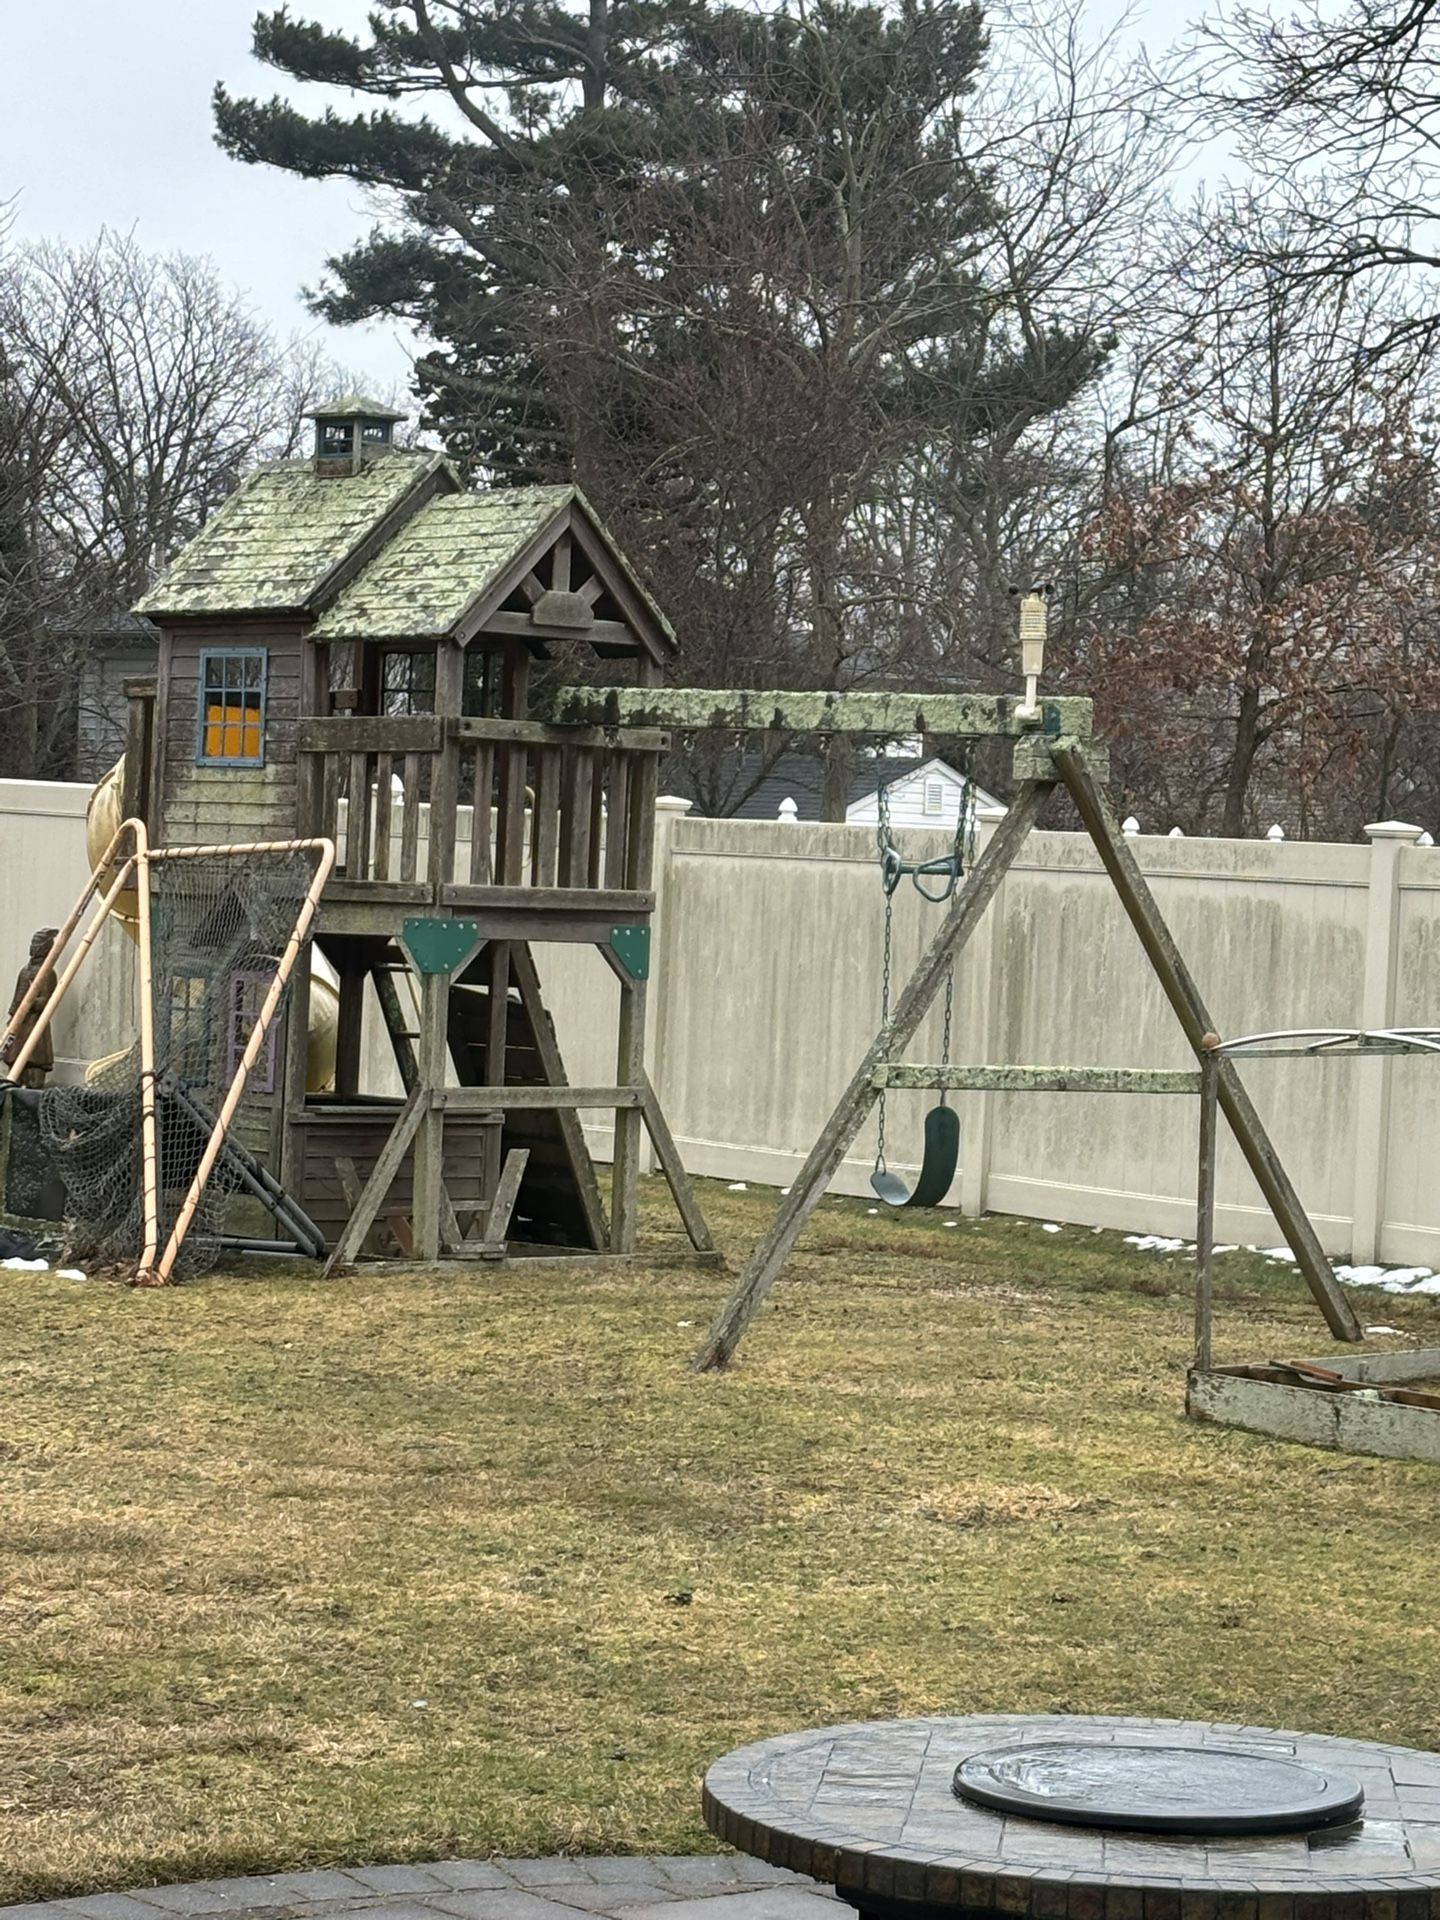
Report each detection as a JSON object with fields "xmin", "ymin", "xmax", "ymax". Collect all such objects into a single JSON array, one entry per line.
[{"xmin": 3, "ymin": 1183, "xmax": 1439, "ymax": 1902}]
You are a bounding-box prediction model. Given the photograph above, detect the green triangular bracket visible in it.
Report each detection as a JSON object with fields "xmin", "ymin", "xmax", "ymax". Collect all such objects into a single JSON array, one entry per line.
[
  {"xmin": 402, "ymin": 917, "xmax": 482, "ymax": 977},
  {"xmin": 609, "ymin": 924, "xmax": 651, "ymax": 981}
]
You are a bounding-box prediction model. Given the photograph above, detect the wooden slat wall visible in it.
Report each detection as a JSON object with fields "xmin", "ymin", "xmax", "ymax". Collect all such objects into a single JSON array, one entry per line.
[{"xmin": 158, "ymin": 620, "xmax": 306, "ymax": 846}]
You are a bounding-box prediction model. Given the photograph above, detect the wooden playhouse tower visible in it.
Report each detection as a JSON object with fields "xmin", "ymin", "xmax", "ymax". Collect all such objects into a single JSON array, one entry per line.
[{"xmin": 127, "ymin": 397, "xmax": 713, "ymax": 1267}]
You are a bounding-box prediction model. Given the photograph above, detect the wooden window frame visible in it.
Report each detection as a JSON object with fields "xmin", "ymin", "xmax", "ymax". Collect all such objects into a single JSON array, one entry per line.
[{"xmin": 196, "ymin": 647, "xmax": 268, "ymax": 768}]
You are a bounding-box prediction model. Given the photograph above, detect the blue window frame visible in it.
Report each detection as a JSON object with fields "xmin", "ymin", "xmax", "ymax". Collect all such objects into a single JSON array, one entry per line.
[{"xmin": 196, "ymin": 647, "xmax": 267, "ymax": 767}]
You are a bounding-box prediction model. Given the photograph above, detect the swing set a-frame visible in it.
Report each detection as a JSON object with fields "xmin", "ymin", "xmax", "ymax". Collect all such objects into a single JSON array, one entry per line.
[{"xmin": 550, "ymin": 612, "xmax": 1365, "ymax": 1371}]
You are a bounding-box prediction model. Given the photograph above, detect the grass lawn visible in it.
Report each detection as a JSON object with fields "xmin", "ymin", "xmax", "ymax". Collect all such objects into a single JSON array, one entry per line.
[{"xmin": 5, "ymin": 1181, "xmax": 1440, "ymax": 1903}]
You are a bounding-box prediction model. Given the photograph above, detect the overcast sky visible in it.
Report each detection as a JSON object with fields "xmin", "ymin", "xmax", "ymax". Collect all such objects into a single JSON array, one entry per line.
[
  {"xmin": 2, "ymin": 0, "xmax": 1198, "ymax": 411},
  {"xmin": 1, "ymin": 0, "xmax": 419, "ymax": 394}
]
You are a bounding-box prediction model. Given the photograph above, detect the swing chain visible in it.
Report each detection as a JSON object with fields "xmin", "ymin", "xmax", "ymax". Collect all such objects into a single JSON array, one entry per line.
[{"xmin": 877, "ymin": 881, "xmax": 893, "ymax": 1171}]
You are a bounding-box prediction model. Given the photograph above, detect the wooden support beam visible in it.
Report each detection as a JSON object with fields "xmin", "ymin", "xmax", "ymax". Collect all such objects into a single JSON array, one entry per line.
[
  {"xmin": 412, "ymin": 970, "xmax": 450, "ymax": 1262},
  {"xmin": 693, "ymin": 781, "xmax": 1054, "ymax": 1371},
  {"xmin": 323, "ymin": 1088, "xmax": 426, "ymax": 1273},
  {"xmin": 483, "ymin": 610, "xmax": 636, "ymax": 646},
  {"xmin": 479, "ymin": 1147, "xmax": 530, "ymax": 1258},
  {"xmin": 873, "ymin": 1064, "xmax": 1204, "ymax": 1094},
  {"xmin": 439, "ymin": 884, "xmax": 654, "ymax": 916},
  {"xmin": 1051, "ymin": 740, "xmax": 1361, "ymax": 1343},
  {"xmin": 298, "ymin": 717, "xmax": 444, "ymax": 754},
  {"xmin": 612, "ymin": 977, "xmax": 646, "ymax": 1253},
  {"xmin": 640, "ymin": 1073, "xmax": 716, "ymax": 1254},
  {"xmin": 548, "ymin": 687, "xmax": 1094, "ymax": 743},
  {"xmin": 333, "ymin": 956, "xmax": 367, "ymax": 1097},
  {"xmin": 441, "ymin": 1084, "xmax": 645, "ymax": 1110},
  {"xmin": 453, "ymin": 716, "xmax": 670, "ymax": 753},
  {"xmin": 509, "ymin": 943, "xmax": 609, "ymax": 1249},
  {"xmin": 1195, "ymin": 1049, "xmax": 1219, "ymax": 1373},
  {"xmin": 371, "ymin": 961, "xmax": 418, "ymax": 1093}
]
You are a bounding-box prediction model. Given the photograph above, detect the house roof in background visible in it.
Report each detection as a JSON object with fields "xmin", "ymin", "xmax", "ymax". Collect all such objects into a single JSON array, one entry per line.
[{"xmin": 715, "ymin": 749, "xmax": 990, "ymax": 821}]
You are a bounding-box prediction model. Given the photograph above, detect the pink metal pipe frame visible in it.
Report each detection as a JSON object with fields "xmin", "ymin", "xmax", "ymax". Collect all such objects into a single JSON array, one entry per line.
[{"xmin": 144, "ymin": 836, "xmax": 336, "ymax": 1287}]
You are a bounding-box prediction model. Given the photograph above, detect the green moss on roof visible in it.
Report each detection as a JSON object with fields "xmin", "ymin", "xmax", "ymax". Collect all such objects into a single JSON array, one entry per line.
[
  {"xmin": 312, "ymin": 487, "xmax": 574, "ymax": 640},
  {"xmin": 134, "ymin": 452, "xmax": 446, "ymax": 618}
]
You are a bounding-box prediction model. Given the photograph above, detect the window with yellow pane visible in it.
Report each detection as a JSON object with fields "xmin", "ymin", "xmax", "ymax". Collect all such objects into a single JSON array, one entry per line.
[{"xmin": 197, "ymin": 649, "xmax": 267, "ymax": 766}]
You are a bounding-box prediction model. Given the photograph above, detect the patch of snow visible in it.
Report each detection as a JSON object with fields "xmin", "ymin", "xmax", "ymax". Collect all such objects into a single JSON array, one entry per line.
[
  {"xmin": 56, "ymin": 1268, "xmax": 86, "ymax": 1282},
  {"xmin": 1255, "ymin": 1245, "xmax": 1298, "ymax": 1262},
  {"xmin": 1365, "ymin": 1325, "xmax": 1404, "ymax": 1336},
  {"xmin": 1041, "ymin": 1222, "xmax": 1062, "ymax": 1233},
  {"xmin": 867, "ymin": 1208, "xmax": 880, "ymax": 1216},
  {"xmin": 1, "ymin": 1256, "xmax": 48, "ymax": 1271},
  {"xmin": 1124, "ymin": 1234, "xmax": 1187, "ymax": 1253},
  {"xmin": 727, "ymin": 1182, "xmax": 748, "ymax": 1191},
  {"xmin": 944, "ymin": 1220, "xmax": 959, "ymax": 1228}
]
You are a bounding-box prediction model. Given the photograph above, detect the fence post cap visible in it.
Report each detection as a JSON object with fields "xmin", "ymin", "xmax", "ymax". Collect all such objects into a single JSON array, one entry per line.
[
  {"xmin": 656, "ymin": 794, "xmax": 695, "ymax": 815},
  {"xmin": 1364, "ymin": 819, "xmax": 1427, "ymax": 842}
]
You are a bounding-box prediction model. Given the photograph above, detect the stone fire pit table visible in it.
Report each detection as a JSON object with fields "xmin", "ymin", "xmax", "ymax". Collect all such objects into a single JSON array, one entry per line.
[{"xmin": 701, "ymin": 1715, "xmax": 1440, "ymax": 1920}]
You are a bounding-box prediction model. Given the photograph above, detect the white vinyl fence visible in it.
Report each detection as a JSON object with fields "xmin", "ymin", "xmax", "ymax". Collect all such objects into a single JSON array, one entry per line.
[{"xmin": 4, "ymin": 780, "xmax": 1438, "ymax": 1265}]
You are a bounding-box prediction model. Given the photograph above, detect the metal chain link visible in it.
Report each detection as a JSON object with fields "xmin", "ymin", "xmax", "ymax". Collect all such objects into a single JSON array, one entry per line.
[
  {"xmin": 877, "ymin": 879, "xmax": 893, "ymax": 1170},
  {"xmin": 873, "ymin": 751, "xmax": 979, "ymax": 1156}
]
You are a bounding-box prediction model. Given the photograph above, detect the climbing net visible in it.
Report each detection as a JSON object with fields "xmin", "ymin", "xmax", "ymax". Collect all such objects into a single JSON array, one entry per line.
[{"xmin": 0, "ymin": 827, "xmax": 333, "ymax": 1283}]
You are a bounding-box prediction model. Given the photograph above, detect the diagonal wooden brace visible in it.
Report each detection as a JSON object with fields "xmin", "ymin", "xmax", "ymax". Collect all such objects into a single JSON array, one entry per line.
[
  {"xmin": 1051, "ymin": 741, "xmax": 1360, "ymax": 1342},
  {"xmin": 693, "ymin": 781, "xmax": 1054, "ymax": 1370}
]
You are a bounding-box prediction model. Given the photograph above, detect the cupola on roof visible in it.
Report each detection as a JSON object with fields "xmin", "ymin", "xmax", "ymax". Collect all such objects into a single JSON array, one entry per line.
[{"xmin": 304, "ymin": 394, "xmax": 408, "ymax": 422}]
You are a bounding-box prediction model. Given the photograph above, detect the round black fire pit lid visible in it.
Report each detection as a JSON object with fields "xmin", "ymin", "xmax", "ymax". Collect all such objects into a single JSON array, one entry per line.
[{"xmin": 953, "ymin": 1741, "xmax": 1365, "ymax": 1834}]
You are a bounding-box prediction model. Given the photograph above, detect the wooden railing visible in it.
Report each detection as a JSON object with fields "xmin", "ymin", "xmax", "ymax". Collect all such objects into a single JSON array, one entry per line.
[{"xmin": 296, "ymin": 715, "xmax": 668, "ymax": 895}]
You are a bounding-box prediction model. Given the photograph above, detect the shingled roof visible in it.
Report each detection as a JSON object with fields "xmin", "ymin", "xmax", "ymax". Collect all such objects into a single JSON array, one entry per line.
[
  {"xmin": 135, "ymin": 451, "xmax": 451, "ymax": 618},
  {"xmin": 311, "ymin": 486, "xmax": 573, "ymax": 641},
  {"xmin": 311, "ymin": 483, "xmax": 677, "ymax": 653},
  {"xmin": 135, "ymin": 460, "xmax": 676, "ymax": 659}
]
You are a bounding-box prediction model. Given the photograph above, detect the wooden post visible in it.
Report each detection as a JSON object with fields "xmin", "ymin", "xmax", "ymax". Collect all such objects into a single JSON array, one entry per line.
[
  {"xmin": 693, "ymin": 781, "xmax": 1053, "ymax": 1370},
  {"xmin": 412, "ymin": 969, "xmax": 449, "ymax": 1263},
  {"xmin": 428, "ymin": 641, "xmax": 464, "ymax": 897},
  {"xmin": 611, "ymin": 973, "xmax": 646, "ymax": 1253},
  {"xmin": 1195, "ymin": 1046, "xmax": 1219, "ymax": 1374},
  {"xmin": 334, "ymin": 952, "xmax": 367, "ymax": 1097},
  {"xmin": 1052, "ymin": 741, "xmax": 1362, "ymax": 1343}
]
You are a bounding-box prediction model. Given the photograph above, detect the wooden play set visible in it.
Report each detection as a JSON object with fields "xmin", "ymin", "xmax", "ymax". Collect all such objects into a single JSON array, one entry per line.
[{"xmin": 2, "ymin": 399, "xmax": 1436, "ymax": 1460}]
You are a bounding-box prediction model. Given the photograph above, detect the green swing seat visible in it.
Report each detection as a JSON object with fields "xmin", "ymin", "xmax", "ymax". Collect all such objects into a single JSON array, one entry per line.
[{"xmin": 870, "ymin": 1103, "xmax": 961, "ymax": 1209}]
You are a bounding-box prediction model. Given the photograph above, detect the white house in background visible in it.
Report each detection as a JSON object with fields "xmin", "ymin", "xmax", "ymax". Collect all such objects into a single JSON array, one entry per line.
[{"xmin": 844, "ymin": 756, "xmax": 1004, "ymax": 830}]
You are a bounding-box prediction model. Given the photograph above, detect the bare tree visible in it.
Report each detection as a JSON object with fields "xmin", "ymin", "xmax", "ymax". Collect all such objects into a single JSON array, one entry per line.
[
  {"xmin": 0, "ymin": 232, "xmax": 389, "ymax": 779},
  {"xmin": 1060, "ymin": 192, "xmax": 1440, "ymax": 838},
  {"xmin": 1192, "ymin": 0, "xmax": 1440, "ymax": 362}
]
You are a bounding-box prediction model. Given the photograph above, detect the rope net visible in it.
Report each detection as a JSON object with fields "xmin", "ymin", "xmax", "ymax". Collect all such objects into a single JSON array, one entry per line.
[{"xmin": 40, "ymin": 848, "xmax": 314, "ymax": 1279}]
